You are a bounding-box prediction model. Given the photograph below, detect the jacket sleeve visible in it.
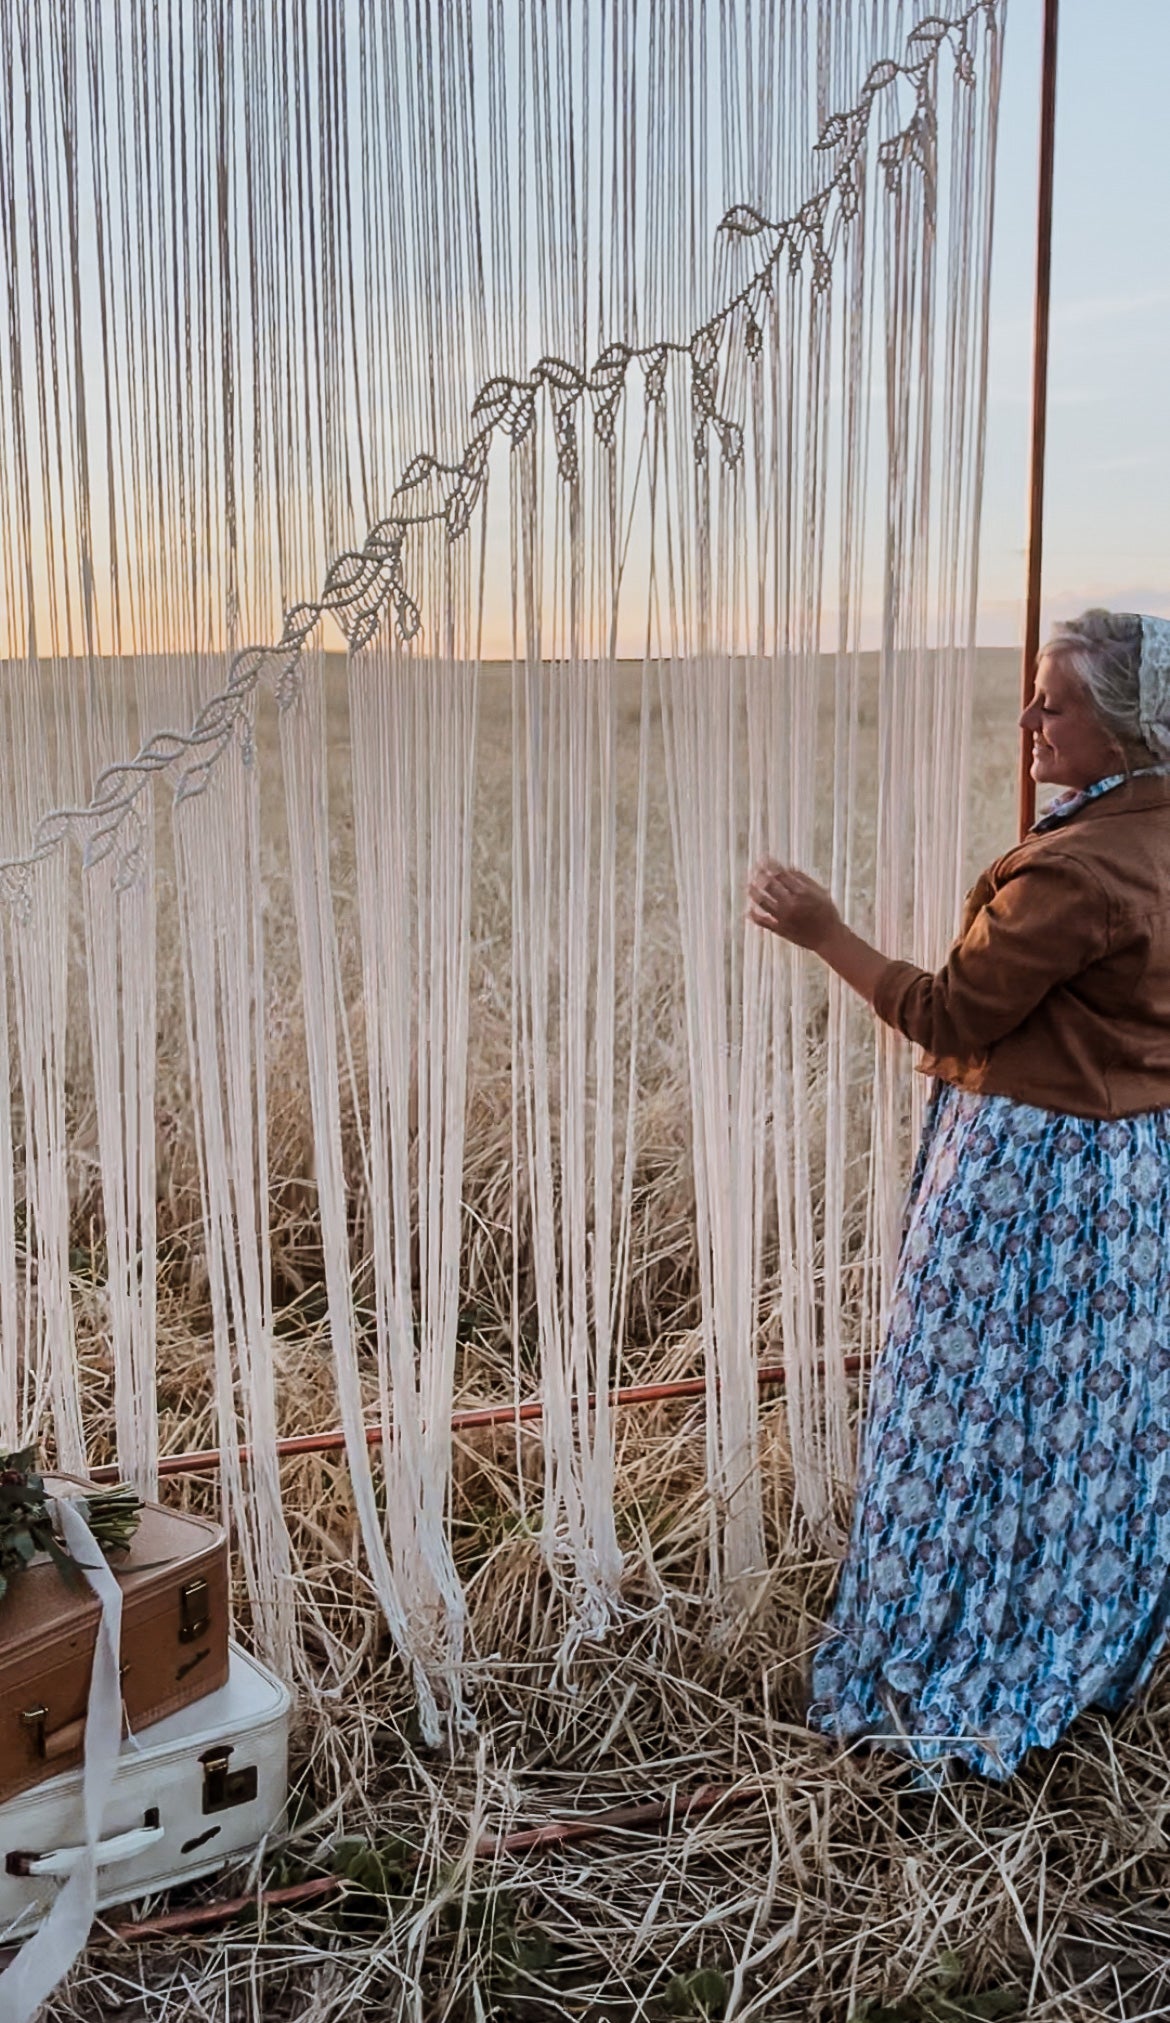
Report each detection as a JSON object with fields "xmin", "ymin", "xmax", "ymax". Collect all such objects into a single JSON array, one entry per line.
[{"xmin": 871, "ymin": 850, "xmax": 1112, "ymax": 1058}]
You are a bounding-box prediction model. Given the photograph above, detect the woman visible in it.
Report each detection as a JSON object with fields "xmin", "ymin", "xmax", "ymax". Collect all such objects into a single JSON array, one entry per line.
[{"xmin": 748, "ymin": 608, "xmax": 1170, "ymax": 1781}]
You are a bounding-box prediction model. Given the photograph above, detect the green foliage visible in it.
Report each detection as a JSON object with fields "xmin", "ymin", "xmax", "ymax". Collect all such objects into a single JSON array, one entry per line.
[
  {"xmin": 436, "ymin": 1879, "xmax": 567, "ymax": 2013},
  {"xmin": 851, "ymin": 1951, "xmax": 1021, "ymax": 2023},
  {"xmin": 0, "ymin": 1447, "xmax": 141, "ymax": 1607},
  {"xmin": 330, "ymin": 1834, "xmax": 415, "ymax": 1898},
  {"xmin": 467, "ymin": 1895, "xmax": 559, "ymax": 1998},
  {"xmin": 662, "ymin": 1967, "xmax": 729, "ymax": 2019},
  {"xmin": 327, "ymin": 1834, "xmax": 416, "ymax": 1931},
  {"xmin": 450, "ymin": 1500, "xmax": 531, "ymax": 1572}
]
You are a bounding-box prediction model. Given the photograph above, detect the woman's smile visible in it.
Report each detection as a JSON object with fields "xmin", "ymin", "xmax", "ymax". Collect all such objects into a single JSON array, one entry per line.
[{"xmin": 1020, "ymin": 652, "xmax": 1127, "ymax": 789}]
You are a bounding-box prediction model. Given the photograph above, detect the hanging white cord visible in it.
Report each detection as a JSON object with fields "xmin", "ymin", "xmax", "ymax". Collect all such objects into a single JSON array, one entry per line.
[{"xmin": 0, "ymin": 0, "xmax": 1007, "ymax": 1719}]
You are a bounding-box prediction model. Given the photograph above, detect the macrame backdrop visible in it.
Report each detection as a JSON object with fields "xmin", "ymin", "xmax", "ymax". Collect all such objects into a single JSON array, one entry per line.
[{"xmin": 0, "ymin": 0, "xmax": 1004, "ymax": 1737}]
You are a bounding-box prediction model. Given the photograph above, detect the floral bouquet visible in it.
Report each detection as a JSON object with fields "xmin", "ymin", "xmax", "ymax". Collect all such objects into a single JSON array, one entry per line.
[{"xmin": 0, "ymin": 1447, "xmax": 142, "ymax": 1604}]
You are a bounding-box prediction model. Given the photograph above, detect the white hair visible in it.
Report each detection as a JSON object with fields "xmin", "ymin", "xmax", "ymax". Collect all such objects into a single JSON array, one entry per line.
[{"xmin": 1044, "ymin": 608, "xmax": 1156, "ymax": 763}]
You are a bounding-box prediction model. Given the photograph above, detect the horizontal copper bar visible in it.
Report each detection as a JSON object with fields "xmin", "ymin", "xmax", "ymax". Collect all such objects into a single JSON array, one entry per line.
[{"xmin": 89, "ymin": 1355, "xmax": 861, "ymax": 1484}]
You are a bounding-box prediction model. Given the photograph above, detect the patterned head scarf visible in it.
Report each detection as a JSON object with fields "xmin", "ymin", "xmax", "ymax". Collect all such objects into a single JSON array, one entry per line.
[{"xmin": 1140, "ymin": 616, "xmax": 1170, "ymax": 759}]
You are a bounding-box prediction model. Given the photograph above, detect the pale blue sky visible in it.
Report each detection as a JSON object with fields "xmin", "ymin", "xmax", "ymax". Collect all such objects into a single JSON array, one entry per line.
[
  {"xmin": 979, "ymin": 0, "xmax": 1170, "ymax": 643},
  {"xmin": 4, "ymin": 2, "xmax": 1161, "ymax": 661}
]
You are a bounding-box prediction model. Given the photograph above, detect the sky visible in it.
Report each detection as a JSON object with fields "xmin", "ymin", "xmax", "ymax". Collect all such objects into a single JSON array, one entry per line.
[
  {"xmin": 977, "ymin": 0, "xmax": 1170, "ymax": 644},
  {"xmin": 3, "ymin": 1, "xmax": 1164, "ymax": 665}
]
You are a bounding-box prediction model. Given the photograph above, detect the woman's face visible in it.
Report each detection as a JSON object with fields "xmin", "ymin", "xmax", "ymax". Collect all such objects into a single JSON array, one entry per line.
[{"xmin": 1020, "ymin": 652, "xmax": 1122, "ymax": 792}]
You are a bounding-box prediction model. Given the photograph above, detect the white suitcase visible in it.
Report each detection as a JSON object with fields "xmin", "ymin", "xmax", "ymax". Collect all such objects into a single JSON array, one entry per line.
[{"xmin": 0, "ymin": 1644, "xmax": 290, "ymax": 1939}]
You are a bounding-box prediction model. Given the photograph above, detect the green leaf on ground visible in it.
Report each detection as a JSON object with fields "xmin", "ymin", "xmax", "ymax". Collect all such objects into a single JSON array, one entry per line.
[
  {"xmin": 663, "ymin": 1968, "xmax": 729, "ymax": 2018},
  {"xmin": 851, "ymin": 1981, "xmax": 1021, "ymax": 2023}
]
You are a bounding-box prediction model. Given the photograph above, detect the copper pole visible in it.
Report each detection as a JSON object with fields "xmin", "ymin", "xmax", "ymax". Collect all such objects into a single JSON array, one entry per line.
[
  {"xmin": 1018, "ymin": 0, "xmax": 1060, "ymax": 838},
  {"xmin": 87, "ymin": 1358, "xmax": 862, "ymax": 1484},
  {"xmin": 474, "ymin": 1780, "xmax": 760, "ymax": 1860},
  {"xmin": 106, "ymin": 1873, "xmax": 346, "ymax": 1943}
]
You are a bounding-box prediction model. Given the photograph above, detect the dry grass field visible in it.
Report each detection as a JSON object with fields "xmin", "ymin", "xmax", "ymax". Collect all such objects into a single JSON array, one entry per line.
[{"xmin": 37, "ymin": 646, "xmax": 1170, "ymax": 2023}]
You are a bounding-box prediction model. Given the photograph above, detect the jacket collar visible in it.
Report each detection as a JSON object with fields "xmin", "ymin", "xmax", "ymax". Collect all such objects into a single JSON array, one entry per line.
[{"xmin": 1034, "ymin": 766, "xmax": 1170, "ymax": 833}]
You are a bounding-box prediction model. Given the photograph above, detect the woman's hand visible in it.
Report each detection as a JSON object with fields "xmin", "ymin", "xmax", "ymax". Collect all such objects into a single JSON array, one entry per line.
[
  {"xmin": 748, "ymin": 856, "xmax": 890, "ymax": 1006},
  {"xmin": 747, "ymin": 857, "xmax": 841, "ymax": 952}
]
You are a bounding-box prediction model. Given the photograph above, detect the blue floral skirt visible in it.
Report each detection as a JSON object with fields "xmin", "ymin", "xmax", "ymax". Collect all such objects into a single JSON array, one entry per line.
[{"xmin": 809, "ymin": 1082, "xmax": 1170, "ymax": 1780}]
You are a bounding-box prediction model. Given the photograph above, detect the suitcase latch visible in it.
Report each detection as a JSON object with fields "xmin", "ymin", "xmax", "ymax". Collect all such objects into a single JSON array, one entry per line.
[
  {"xmin": 200, "ymin": 1744, "xmax": 257, "ymax": 1815},
  {"xmin": 179, "ymin": 1577, "xmax": 211, "ymax": 1644},
  {"xmin": 22, "ymin": 1668, "xmax": 130, "ymax": 1760},
  {"xmin": 20, "ymin": 1706, "xmax": 47, "ymax": 1759}
]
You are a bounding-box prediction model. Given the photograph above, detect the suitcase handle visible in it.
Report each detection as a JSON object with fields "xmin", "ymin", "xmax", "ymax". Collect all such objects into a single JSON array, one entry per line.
[{"xmin": 7, "ymin": 1809, "xmax": 164, "ymax": 1879}]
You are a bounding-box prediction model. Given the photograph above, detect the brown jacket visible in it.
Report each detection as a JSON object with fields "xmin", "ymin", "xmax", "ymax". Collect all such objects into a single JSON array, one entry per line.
[{"xmin": 872, "ymin": 772, "xmax": 1170, "ymax": 1118}]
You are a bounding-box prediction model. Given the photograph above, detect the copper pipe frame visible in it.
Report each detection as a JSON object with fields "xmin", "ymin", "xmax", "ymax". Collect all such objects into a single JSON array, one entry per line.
[
  {"xmin": 97, "ymin": 1790, "xmax": 755, "ymax": 1942},
  {"xmin": 1017, "ymin": 0, "xmax": 1060, "ymax": 839},
  {"xmin": 89, "ymin": 1358, "xmax": 862, "ymax": 1484},
  {"xmin": 105, "ymin": 1873, "xmax": 345, "ymax": 1943}
]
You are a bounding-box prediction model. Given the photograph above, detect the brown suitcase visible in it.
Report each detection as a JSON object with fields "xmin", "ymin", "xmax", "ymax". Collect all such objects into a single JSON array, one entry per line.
[{"xmin": 0, "ymin": 1478, "xmax": 229, "ymax": 1806}]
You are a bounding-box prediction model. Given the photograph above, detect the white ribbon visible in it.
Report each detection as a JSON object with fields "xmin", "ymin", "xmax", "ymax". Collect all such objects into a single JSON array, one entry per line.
[
  {"xmin": 1139, "ymin": 615, "xmax": 1170, "ymax": 758},
  {"xmin": 0, "ymin": 1501, "xmax": 123, "ymax": 2023}
]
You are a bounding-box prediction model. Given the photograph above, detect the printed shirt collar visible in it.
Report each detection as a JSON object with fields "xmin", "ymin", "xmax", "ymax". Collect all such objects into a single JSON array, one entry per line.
[{"xmin": 1032, "ymin": 762, "xmax": 1170, "ymax": 834}]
